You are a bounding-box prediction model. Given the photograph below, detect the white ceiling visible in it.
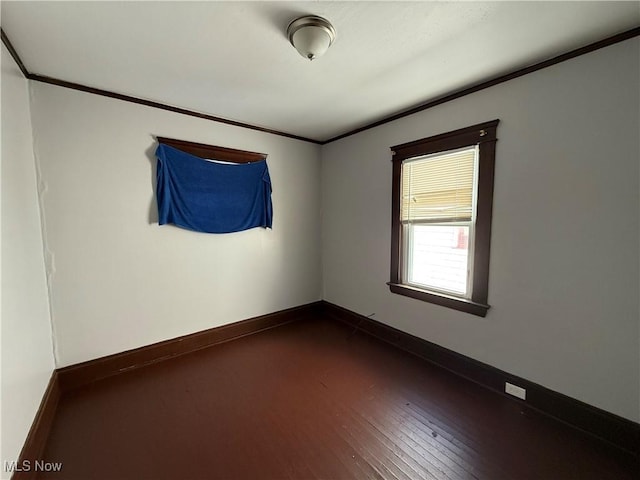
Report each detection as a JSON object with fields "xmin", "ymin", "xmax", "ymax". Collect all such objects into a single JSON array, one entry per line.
[{"xmin": 2, "ymin": 1, "xmax": 639, "ymax": 142}]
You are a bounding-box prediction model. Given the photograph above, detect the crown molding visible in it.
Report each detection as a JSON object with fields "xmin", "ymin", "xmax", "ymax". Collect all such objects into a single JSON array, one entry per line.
[
  {"xmin": 3, "ymin": 26, "xmax": 639, "ymax": 145},
  {"xmin": 0, "ymin": 28, "xmax": 322, "ymax": 145},
  {"xmin": 1, "ymin": 27, "xmax": 29, "ymax": 78},
  {"xmin": 321, "ymin": 26, "xmax": 640, "ymax": 144}
]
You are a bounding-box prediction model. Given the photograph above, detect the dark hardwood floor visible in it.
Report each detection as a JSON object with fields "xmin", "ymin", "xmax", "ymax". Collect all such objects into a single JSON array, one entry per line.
[{"xmin": 38, "ymin": 315, "xmax": 637, "ymax": 479}]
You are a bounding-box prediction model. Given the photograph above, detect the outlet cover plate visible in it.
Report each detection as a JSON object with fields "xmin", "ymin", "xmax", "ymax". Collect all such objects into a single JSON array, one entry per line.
[{"xmin": 505, "ymin": 382, "xmax": 526, "ymax": 400}]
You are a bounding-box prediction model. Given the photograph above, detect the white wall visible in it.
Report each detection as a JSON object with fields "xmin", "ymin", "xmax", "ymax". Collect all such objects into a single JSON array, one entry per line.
[
  {"xmin": 1, "ymin": 45, "xmax": 55, "ymax": 473},
  {"xmin": 322, "ymin": 38, "xmax": 640, "ymax": 422},
  {"xmin": 29, "ymin": 83, "xmax": 322, "ymax": 367}
]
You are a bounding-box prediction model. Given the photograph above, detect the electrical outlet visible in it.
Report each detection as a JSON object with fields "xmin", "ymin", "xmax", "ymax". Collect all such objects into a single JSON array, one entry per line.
[{"xmin": 505, "ymin": 382, "xmax": 526, "ymax": 400}]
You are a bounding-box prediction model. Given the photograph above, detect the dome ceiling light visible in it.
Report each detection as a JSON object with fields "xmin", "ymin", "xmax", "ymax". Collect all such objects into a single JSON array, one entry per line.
[{"xmin": 287, "ymin": 15, "xmax": 336, "ymax": 61}]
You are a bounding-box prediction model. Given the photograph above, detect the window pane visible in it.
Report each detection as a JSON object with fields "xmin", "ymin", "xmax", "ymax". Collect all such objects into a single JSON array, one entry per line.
[{"xmin": 408, "ymin": 225, "xmax": 469, "ymax": 295}]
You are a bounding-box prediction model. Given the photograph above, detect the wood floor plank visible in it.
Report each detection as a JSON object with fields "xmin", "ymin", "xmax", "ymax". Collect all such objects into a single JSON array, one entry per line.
[{"xmin": 37, "ymin": 316, "xmax": 638, "ymax": 479}]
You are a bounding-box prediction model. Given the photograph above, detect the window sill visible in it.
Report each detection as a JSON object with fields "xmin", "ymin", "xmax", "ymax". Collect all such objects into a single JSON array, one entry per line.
[{"xmin": 387, "ymin": 283, "xmax": 490, "ymax": 317}]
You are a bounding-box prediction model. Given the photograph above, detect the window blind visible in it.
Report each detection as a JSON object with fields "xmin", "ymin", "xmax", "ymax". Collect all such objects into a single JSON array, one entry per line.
[{"xmin": 401, "ymin": 146, "xmax": 477, "ymax": 223}]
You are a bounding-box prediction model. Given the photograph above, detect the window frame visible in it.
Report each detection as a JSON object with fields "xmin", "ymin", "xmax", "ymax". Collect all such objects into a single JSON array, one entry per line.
[
  {"xmin": 389, "ymin": 120, "xmax": 499, "ymax": 317},
  {"xmin": 156, "ymin": 137, "xmax": 267, "ymax": 164}
]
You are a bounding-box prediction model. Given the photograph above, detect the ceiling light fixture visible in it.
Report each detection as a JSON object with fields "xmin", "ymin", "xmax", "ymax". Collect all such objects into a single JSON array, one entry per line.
[{"xmin": 287, "ymin": 15, "xmax": 336, "ymax": 61}]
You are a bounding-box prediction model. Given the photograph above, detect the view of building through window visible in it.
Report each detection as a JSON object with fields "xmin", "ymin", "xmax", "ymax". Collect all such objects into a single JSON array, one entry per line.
[{"xmin": 407, "ymin": 225, "xmax": 470, "ymax": 295}]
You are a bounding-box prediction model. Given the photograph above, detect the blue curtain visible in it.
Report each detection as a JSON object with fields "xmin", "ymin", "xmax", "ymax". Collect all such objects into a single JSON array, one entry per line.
[{"xmin": 156, "ymin": 143, "xmax": 272, "ymax": 233}]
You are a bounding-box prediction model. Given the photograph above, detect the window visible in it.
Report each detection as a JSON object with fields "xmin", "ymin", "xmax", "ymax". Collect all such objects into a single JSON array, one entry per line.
[
  {"xmin": 155, "ymin": 137, "xmax": 272, "ymax": 234},
  {"xmin": 389, "ymin": 120, "xmax": 499, "ymax": 316}
]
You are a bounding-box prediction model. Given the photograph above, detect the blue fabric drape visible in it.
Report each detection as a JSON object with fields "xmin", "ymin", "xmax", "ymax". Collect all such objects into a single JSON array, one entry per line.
[{"xmin": 155, "ymin": 143, "xmax": 272, "ymax": 233}]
